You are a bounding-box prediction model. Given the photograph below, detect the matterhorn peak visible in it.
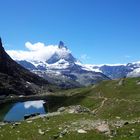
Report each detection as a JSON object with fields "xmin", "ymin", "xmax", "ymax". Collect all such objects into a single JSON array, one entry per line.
[{"xmin": 58, "ymin": 41, "xmax": 67, "ymax": 49}]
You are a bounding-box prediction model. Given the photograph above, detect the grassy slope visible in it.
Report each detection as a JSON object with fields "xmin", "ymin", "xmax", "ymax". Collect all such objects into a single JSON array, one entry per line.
[{"xmin": 0, "ymin": 77, "xmax": 140, "ymax": 140}]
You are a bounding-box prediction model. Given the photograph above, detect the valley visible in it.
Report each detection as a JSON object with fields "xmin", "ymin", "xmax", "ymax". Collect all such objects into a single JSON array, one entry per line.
[{"xmin": 0, "ymin": 38, "xmax": 140, "ymax": 140}]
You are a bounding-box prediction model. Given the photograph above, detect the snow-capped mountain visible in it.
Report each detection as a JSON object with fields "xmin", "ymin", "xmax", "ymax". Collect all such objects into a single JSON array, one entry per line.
[
  {"xmin": 8, "ymin": 40, "xmax": 140, "ymax": 88},
  {"xmin": 46, "ymin": 41, "xmax": 76, "ymax": 64},
  {"xmin": 81, "ymin": 62, "xmax": 140, "ymax": 79},
  {"xmin": 85, "ymin": 64, "xmax": 130, "ymax": 79},
  {"xmin": 13, "ymin": 41, "xmax": 109, "ymax": 88}
]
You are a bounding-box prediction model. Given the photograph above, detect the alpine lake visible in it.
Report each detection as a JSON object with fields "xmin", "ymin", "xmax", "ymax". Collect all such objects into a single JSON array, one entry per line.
[{"xmin": 0, "ymin": 100, "xmax": 48, "ymax": 122}]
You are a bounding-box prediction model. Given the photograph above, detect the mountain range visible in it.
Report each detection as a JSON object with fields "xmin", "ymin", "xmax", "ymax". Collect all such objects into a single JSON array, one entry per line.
[
  {"xmin": 13, "ymin": 41, "xmax": 109, "ymax": 88},
  {"xmin": 86, "ymin": 62, "xmax": 140, "ymax": 79},
  {"xmin": 11, "ymin": 41, "xmax": 140, "ymax": 88}
]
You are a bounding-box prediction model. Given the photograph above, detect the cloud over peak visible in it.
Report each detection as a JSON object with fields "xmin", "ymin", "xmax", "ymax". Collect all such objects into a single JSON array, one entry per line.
[
  {"xmin": 25, "ymin": 42, "xmax": 46, "ymax": 51},
  {"xmin": 7, "ymin": 41, "xmax": 70, "ymax": 62}
]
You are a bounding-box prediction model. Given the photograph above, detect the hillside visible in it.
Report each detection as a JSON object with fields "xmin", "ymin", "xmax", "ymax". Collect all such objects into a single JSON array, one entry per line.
[
  {"xmin": 0, "ymin": 77, "xmax": 139, "ymax": 140},
  {"xmin": 0, "ymin": 38, "xmax": 53, "ymax": 96}
]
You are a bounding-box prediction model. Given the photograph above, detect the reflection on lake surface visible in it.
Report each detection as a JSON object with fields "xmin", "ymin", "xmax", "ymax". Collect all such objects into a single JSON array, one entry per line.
[{"xmin": 0, "ymin": 100, "xmax": 48, "ymax": 122}]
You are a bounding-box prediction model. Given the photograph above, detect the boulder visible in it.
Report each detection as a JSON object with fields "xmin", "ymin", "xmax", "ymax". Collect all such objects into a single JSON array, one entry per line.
[
  {"xmin": 77, "ymin": 129, "xmax": 87, "ymax": 134},
  {"xmin": 96, "ymin": 123, "xmax": 110, "ymax": 134}
]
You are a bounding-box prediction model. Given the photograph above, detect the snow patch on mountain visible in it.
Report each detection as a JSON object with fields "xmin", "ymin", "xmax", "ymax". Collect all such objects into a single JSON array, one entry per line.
[
  {"xmin": 127, "ymin": 68, "xmax": 140, "ymax": 77},
  {"xmin": 75, "ymin": 62, "xmax": 101, "ymax": 72},
  {"xmin": 83, "ymin": 64, "xmax": 101, "ymax": 72},
  {"xmin": 47, "ymin": 59, "xmax": 70, "ymax": 69}
]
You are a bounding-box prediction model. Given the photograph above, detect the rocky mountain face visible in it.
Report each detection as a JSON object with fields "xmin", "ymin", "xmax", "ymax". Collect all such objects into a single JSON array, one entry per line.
[
  {"xmin": 99, "ymin": 65, "xmax": 131, "ymax": 79},
  {"xmin": 88, "ymin": 65, "xmax": 130, "ymax": 79},
  {"xmin": 16, "ymin": 41, "xmax": 110, "ymax": 88},
  {"xmin": 0, "ymin": 38, "xmax": 51, "ymax": 96}
]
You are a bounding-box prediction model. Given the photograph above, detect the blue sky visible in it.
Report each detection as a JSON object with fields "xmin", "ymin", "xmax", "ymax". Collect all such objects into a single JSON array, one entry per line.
[{"xmin": 0, "ymin": 0, "xmax": 140, "ymax": 64}]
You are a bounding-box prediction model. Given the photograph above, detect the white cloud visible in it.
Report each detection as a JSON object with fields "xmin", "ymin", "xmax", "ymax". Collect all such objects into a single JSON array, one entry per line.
[
  {"xmin": 6, "ymin": 42, "xmax": 70, "ymax": 62},
  {"xmin": 80, "ymin": 54, "xmax": 90, "ymax": 61},
  {"xmin": 25, "ymin": 42, "xmax": 45, "ymax": 51},
  {"xmin": 24, "ymin": 100, "xmax": 45, "ymax": 109}
]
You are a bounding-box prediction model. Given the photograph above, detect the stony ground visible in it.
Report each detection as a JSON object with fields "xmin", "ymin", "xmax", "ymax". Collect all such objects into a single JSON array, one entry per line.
[{"xmin": 0, "ymin": 105, "xmax": 140, "ymax": 140}]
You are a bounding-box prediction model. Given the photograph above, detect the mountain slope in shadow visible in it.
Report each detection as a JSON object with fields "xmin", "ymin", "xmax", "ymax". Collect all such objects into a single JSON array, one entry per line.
[{"xmin": 0, "ymin": 38, "xmax": 52, "ymax": 96}]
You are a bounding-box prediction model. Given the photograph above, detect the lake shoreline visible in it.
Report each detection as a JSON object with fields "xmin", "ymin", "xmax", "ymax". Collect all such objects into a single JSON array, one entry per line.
[
  {"xmin": 0, "ymin": 92, "xmax": 69, "ymax": 105},
  {"xmin": 0, "ymin": 92, "xmax": 61, "ymax": 105}
]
